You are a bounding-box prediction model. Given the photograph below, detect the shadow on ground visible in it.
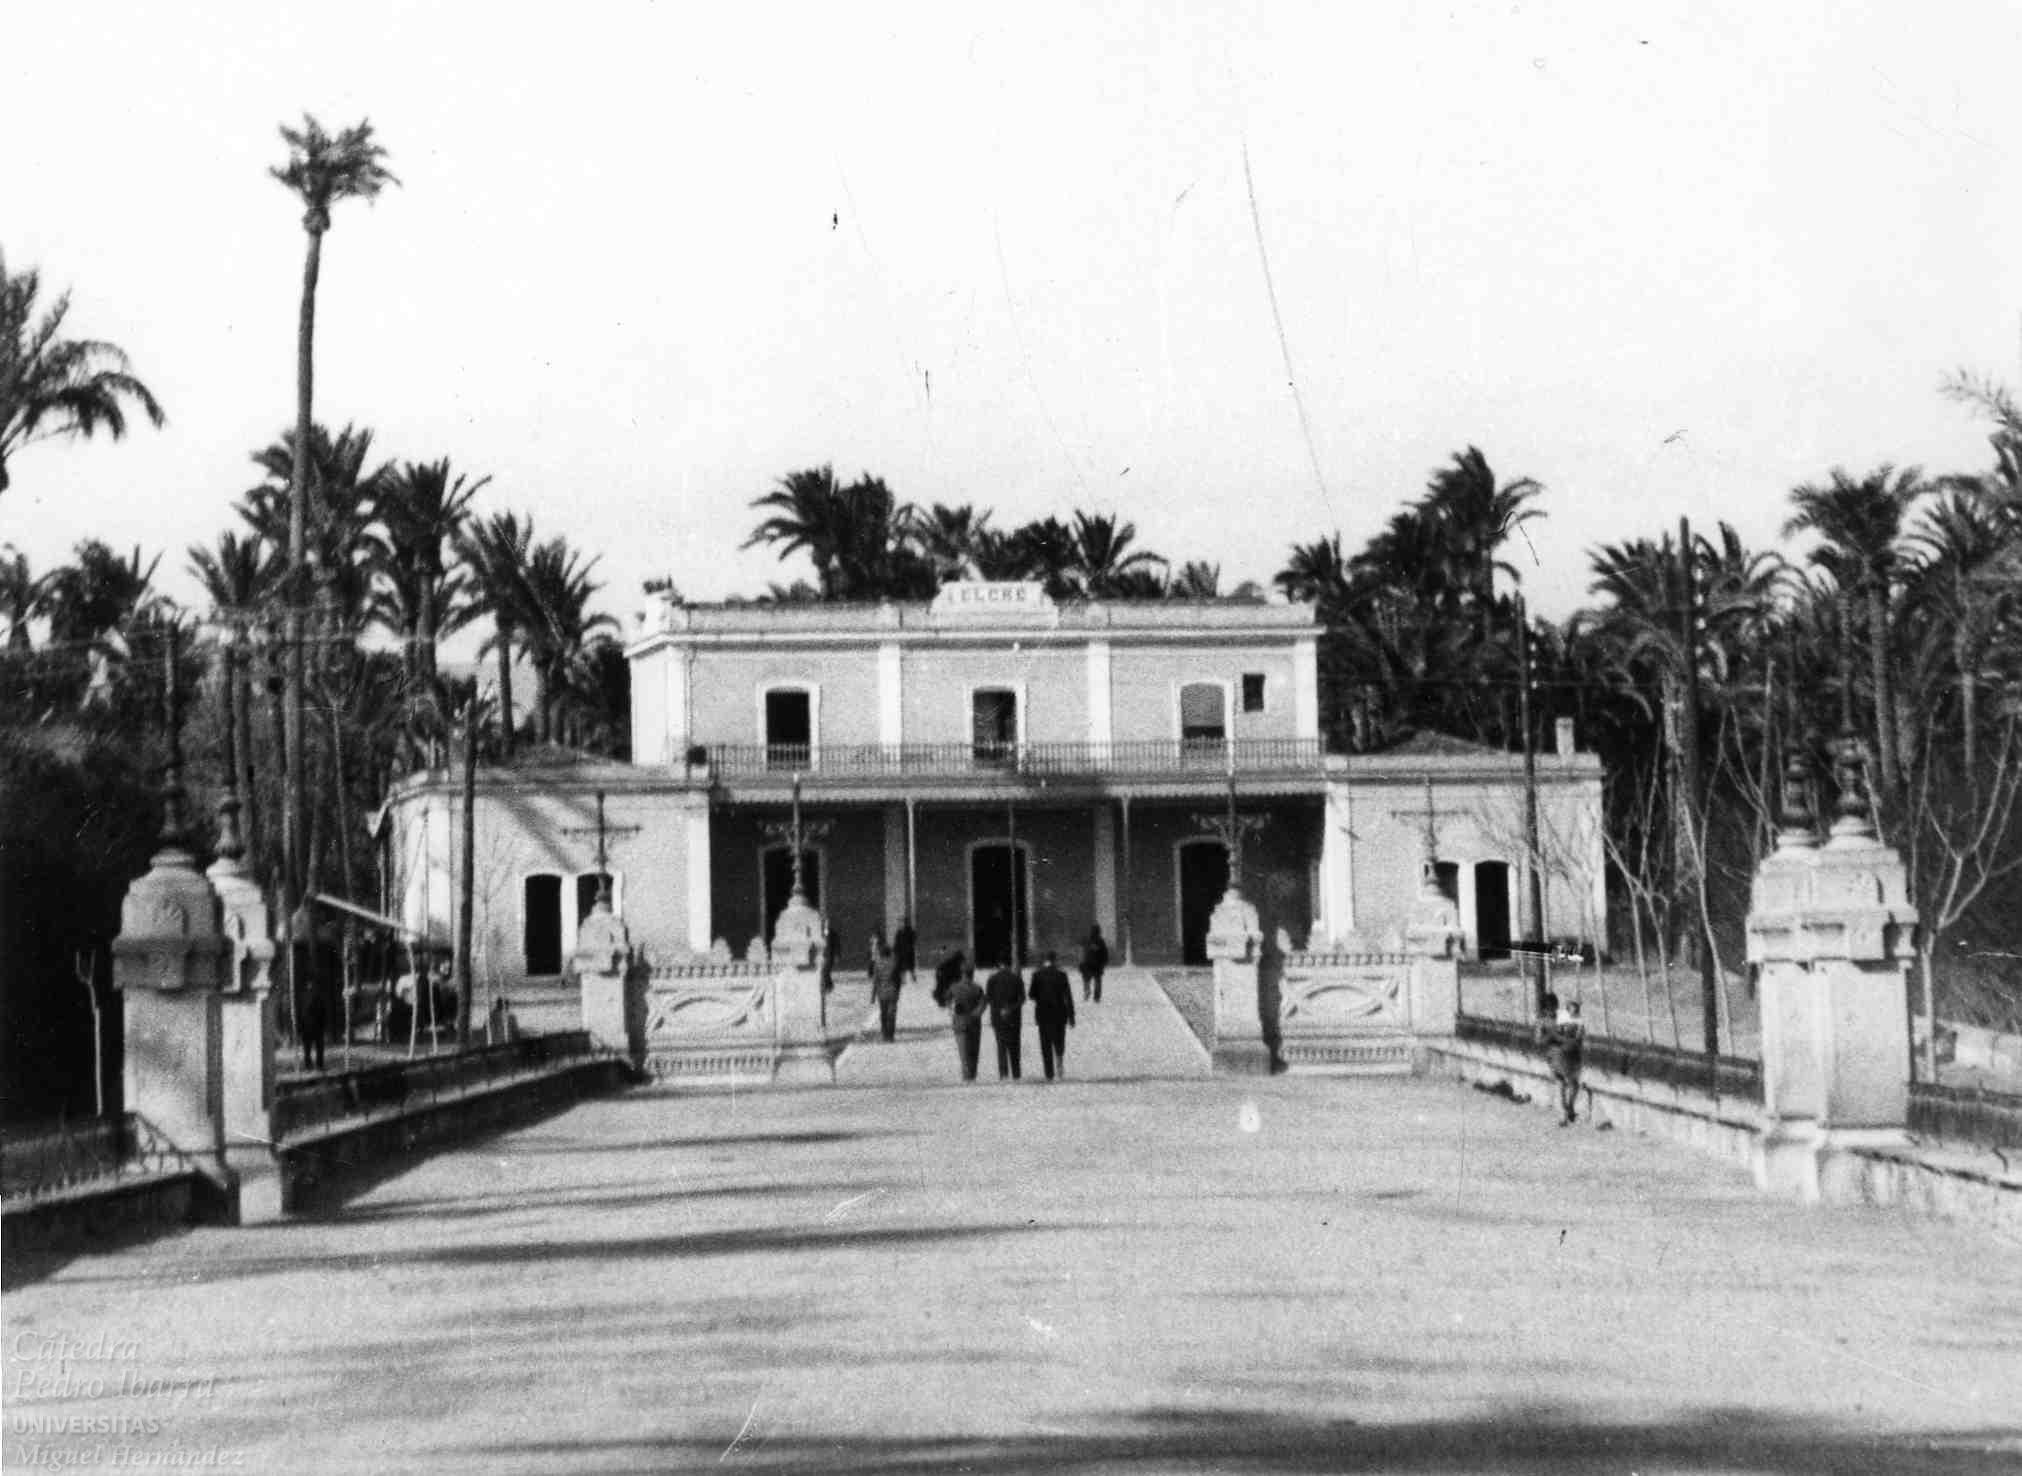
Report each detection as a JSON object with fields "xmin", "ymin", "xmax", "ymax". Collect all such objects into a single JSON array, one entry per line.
[{"xmin": 454, "ymin": 1403, "xmax": 2021, "ymax": 1474}]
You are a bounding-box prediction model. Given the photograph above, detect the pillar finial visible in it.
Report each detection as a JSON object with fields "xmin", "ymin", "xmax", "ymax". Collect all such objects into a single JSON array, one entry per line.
[
  {"xmin": 157, "ymin": 622, "xmax": 190, "ymax": 851},
  {"xmin": 1775, "ymin": 739, "xmax": 1819, "ymax": 850},
  {"xmin": 1828, "ymin": 729, "xmax": 1877, "ymax": 845}
]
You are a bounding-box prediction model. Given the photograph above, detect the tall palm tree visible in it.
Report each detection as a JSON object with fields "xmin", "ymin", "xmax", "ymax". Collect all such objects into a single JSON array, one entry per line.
[
  {"xmin": 457, "ymin": 511, "xmax": 535, "ymax": 759},
  {"xmin": 1784, "ymin": 465, "xmax": 1922, "ymax": 795},
  {"xmin": 241, "ymin": 423, "xmax": 389, "ymax": 633},
  {"xmin": 906, "ymin": 502, "xmax": 995, "ymax": 583},
  {"xmin": 0, "ymin": 252, "xmax": 164, "ymax": 497},
  {"xmin": 519, "ymin": 537, "xmax": 616, "ymax": 745},
  {"xmin": 1420, "ymin": 445, "xmax": 1544, "ymax": 624},
  {"xmin": 271, "ymin": 113, "xmax": 396, "ymax": 915},
  {"xmin": 1906, "ymin": 488, "xmax": 2016, "ymax": 772},
  {"xmin": 746, "ymin": 465, "xmax": 846, "ymax": 593}
]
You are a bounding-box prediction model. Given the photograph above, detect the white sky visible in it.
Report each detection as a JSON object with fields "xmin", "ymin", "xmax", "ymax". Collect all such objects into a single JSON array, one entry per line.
[{"xmin": 4, "ymin": 1, "xmax": 2018, "ymax": 631}]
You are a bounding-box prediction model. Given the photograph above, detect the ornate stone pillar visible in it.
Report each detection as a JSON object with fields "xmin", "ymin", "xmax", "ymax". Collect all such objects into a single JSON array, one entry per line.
[
  {"xmin": 770, "ymin": 890, "xmax": 833, "ymax": 1084},
  {"xmin": 576, "ymin": 896, "xmax": 644, "ymax": 1068},
  {"xmin": 112, "ymin": 727, "xmax": 234, "ymax": 1214},
  {"xmin": 1745, "ymin": 739, "xmax": 1918, "ymax": 1203},
  {"xmin": 1209, "ymin": 884, "xmax": 1270, "ymax": 1074},
  {"xmin": 1403, "ymin": 855, "xmax": 1462, "ymax": 1036}
]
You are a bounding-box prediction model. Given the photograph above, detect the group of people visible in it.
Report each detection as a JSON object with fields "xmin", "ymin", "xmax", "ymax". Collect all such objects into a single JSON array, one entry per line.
[{"xmin": 852, "ymin": 919, "xmax": 1113, "ymax": 1083}]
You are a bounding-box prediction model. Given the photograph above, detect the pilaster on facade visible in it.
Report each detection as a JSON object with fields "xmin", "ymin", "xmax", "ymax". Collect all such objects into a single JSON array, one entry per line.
[
  {"xmin": 1086, "ymin": 638, "xmax": 1113, "ymax": 751},
  {"xmin": 1293, "ymin": 636, "xmax": 1319, "ymax": 742},
  {"xmin": 878, "ymin": 641, "xmax": 903, "ymax": 751}
]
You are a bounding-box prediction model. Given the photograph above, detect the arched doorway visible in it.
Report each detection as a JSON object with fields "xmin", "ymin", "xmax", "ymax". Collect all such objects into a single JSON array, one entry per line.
[
  {"xmin": 1177, "ymin": 840, "xmax": 1230, "ymax": 965},
  {"xmin": 970, "ymin": 843, "xmax": 1029, "ymax": 968},
  {"xmin": 1473, "ymin": 860, "xmax": 1512, "ymax": 959},
  {"xmin": 523, "ymin": 874, "xmax": 562, "ymax": 976}
]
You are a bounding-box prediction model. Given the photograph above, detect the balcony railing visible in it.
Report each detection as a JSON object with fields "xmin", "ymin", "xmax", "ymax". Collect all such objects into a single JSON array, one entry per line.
[{"xmin": 689, "ymin": 738, "xmax": 1326, "ymax": 782}]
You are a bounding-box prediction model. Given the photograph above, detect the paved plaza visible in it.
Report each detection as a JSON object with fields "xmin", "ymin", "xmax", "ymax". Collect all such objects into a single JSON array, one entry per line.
[{"xmin": 5, "ymin": 972, "xmax": 2019, "ymax": 1474}]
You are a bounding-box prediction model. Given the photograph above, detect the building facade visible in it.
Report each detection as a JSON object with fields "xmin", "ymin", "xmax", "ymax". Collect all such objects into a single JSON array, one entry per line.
[{"xmin": 383, "ymin": 583, "xmax": 1604, "ymax": 990}]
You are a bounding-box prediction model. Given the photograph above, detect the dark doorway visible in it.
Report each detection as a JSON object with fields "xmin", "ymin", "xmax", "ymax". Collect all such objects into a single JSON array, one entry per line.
[
  {"xmin": 1178, "ymin": 842, "xmax": 1230, "ymax": 965},
  {"xmin": 765, "ymin": 689, "xmax": 812, "ymax": 770},
  {"xmin": 1433, "ymin": 861, "xmax": 1460, "ymax": 905},
  {"xmin": 524, "ymin": 874, "xmax": 562, "ymax": 976},
  {"xmin": 970, "ymin": 844, "xmax": 1028, "ymax": 968},
  {"xmin": 576, "ymin": 873, "xmax": 612, "ymax": 923},
  {"xmin": 761, "ymin": 847, "xmax": 822, "ymax": 943},
  {"xmin": 1474, "ymin": 860, "xmax": 1512, "ymax": 960}
]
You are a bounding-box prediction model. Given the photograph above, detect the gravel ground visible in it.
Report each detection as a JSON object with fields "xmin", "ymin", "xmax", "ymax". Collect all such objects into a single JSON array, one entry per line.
[{"xmin": 5, "ymin": 1064, "xmax": 2017, "ymax": 1473}]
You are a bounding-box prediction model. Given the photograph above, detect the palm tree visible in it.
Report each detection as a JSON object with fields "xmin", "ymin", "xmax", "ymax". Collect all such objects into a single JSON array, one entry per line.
[
  {"xmin": 241, "ymin": 423, "xmax": 389, "ymax": 632},
  {"xmin": 271, "ymin": 113, "xmax": 397, "ymax": 917},
  {"xmin": 1, "ymin": 544, "xmax": 45, "ymax": 652},
  {"xmin": 189, "ymin": 532, "xmax": 280, "ymax": 871},
  {"xmin": 0, "ymin": 252, "xmax": 165, "ymax": 497},
  {"xmin": 1784, "ymin": 465, "xmax": 1923, "ymax": 795},
  {"xmin": 907, "ymin": 502, "xmax": 995, "ymax": 583},
  {"xmin": 1420, "ymin": 446, "xmax": 1544, "ymax": 623},
  {"xmin": 1906, "ymin": 488, "xmax": 2016, "ymax": 772},
  {"xmin": 374, "ymin": 459, "xmax": 488, "ymax": 752},
  {"xmin": 1008, "ymin": 516, "xmax": 1080, "ymax": 599},
  {"xmin": 519, "ymin": 537, "xmax": 616, "ymax": 745},
  {"xmin": 457, "ymin": 511, "xmax": 535, "ymax": 759},
  {"xmin": 746, "ymin": 465, "xmax": 846, "ymax": 593},
  {"xmin": 1068, "ymin": 512, "xmax": 1166, "ymax": 598}
]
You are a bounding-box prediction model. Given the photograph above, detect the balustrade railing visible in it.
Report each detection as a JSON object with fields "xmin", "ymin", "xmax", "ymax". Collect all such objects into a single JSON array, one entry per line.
[
  {"xmin": 271, "ymin": 1030, "xmax": 606, "ymax": 1140},
  {"xmin": 1454, "ymin": 1013, "xmax": 1764, "ymax": 1101},
  {"xmin": 690, "ymin": 737, "xmax": 1325, "ymax": 782},
  {"xmin": 1, "ymin": 1115, "xmax": 198, "ymax": 1204}
]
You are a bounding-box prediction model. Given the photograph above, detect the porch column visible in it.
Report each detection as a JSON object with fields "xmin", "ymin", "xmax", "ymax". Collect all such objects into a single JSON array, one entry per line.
[
  {"xmin": 883, "ymin": 804, "xmax": 908, "ymax": 933},
  {"xmin": 1120, "ymin": 795, "xmax": 1135, "ymax": 965},
  {"xmin": 685, "ymin": 800, "xmax": 712, "ymax": 953},
  {"xmin": 905, "ymin": 797, "xmax": 918, "ymax": 921},
  {"xmin": 1092, "ymin": 803, "xmax": 1118, "ymax": 940},
  {"xmin": 1320, "ymin": 773, "xmax": 1355, "ymax": 945}
]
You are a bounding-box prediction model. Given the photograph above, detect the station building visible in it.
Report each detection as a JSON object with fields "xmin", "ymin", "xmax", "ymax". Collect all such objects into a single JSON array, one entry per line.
[{"xmin": 382, "ymin": 582, "xmax": 1605, "ymax": 989}]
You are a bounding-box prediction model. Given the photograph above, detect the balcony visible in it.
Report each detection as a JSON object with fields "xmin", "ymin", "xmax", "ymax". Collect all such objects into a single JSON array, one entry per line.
[{"xmin": 688, "ymin": 738, "xmax": 1326, "ymax": 786}]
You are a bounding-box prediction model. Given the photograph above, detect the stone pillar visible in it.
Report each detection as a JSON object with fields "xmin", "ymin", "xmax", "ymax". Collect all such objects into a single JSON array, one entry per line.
[
  {"xmin": 1208, "ymin": 885, "xmax": 1270, "ymax": 1074},
  {"xmin": 770, "ymin": 891, "xmax": 833, "ymax": 1084},
  {"xmin": 113, "ymin": 813, "xmax": 235, "ymax": 1215},
  {"xmin": 1745, "ymin": 741, "xmax": 1918, "ymax": 1204},
  {"xmin": 206, "ymin": 798, "xmax": 278, "ymax": 1219},
  {"xmin": 576, "ymin": 898, "xmax": 644, "ymax": 1067}
]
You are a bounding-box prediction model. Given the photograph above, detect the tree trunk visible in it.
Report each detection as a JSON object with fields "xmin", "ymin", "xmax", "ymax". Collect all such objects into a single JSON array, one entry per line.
[
  {"xmin": 1959, "ymin": 625, "xmax": 1978, "ymax": 775},
  {"xmin": 533, "ymin": 662, "xmax": 552, "ymax": 745},
  {"xmin": 457, "ymin": 703, "xmax": 477, "ymax": 1050},
  {"xmin": 1868, "ymin": 580, "xmax": 1899, "ymax": 795},
  {"xmin": 495, "ymin": 622, "xmax": 515, "ymax": 760},
  {"xmin": 236, "ymin": 645, "xmax": 260, "ymax": 873},
  {"xmin": 283, "ymin": 222, "xmax": 324, "ymax": 1050},
  {"xmin": 1917, "ymin": 942, "xmax": 1939, "ymax": 1083}
]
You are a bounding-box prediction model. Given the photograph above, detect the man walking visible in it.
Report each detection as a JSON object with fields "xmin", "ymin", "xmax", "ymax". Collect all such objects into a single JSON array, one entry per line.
[
  {"xmin": 985, "ymin": 957, "xmax": 1026, "ymax": 1080},
  {"xmin": 1028, "ymin": 950, "xmax": 1076, "ymax": 1080},
  {"xmin": 870, "ymin": 938, "xmax": 903, "ymax": 1042},
  {"xmin": 1079, "ymin": 924, "xmax": 1110, "ymax": 1003},
  {"xmin": 948, "ymin": 963, "xmax": 986, "ymax": 1082}
]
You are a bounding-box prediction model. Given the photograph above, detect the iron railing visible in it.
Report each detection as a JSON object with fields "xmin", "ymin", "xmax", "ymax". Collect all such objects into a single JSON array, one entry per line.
[
  {"xmin": 690, "ymin": 737, "xmax": 1326, "ymax": 782},
  {"xmin": 0, "ymin": 1115, "xmax": 199, "ymax": 1205},
  {"xmin": 272, "ymin": 1030, "xmax": 606, "ymax": 1140},
  {"xmin": 1454, "ymin": 1013, "xmax": 1764, "ymax": 1101},
  {"xmin": 1909, "ymin": 1080, "xmax": 2022, "ymax": 1153}
]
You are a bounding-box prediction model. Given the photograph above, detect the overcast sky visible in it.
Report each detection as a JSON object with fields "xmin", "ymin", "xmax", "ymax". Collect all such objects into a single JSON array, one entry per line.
[{"xmin": 4, "ymin": 1, "xmax": 2018, "ymax": 632}]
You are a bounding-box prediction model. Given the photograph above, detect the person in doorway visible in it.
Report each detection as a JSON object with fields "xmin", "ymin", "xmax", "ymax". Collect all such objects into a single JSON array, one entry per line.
[
  {"xmin": 870, "ymin": 938, "xmax": 903, "ymax": 1042},
  {"xmin": 1537, "ymin": 994, "xmax": 1586, "ymax": 1125},
  {"xmin": 948, "ymin": 962, "xmax": 986, "ymax": 1081},
  {"xmin": 299, "ymin": 984, "xmax": 328, "ymax": 1072},
  {"xmin": 933, "ymin": 949, "xmax": 964, "ymax": 1008},
  {"xmin": 821, "ymin": 923, "xmax": 842, "ymax": 993},
  {"xmin": 893, "ymin": 917, "xmax": 918, "ymax": 991},
  {"xmin": 985, "ymin": 958, "xmax": 1027, "ymax": 1080},
  {"xmin": 1079, "ymin": 924, "xmax": 1110, "ymax": 1003},
  {"xmin": 1028, "ymin": 950, "xmax": 1076, "ymax": 1080}
]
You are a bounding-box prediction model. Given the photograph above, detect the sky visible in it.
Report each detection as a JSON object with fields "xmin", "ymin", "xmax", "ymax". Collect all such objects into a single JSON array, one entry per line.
[{"xmin": 4, "ymin": 1, "xmax": 2019, "ymax": 636}]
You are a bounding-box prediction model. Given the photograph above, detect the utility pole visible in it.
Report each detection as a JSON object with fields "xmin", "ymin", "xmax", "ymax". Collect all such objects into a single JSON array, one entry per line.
[
  {"xmin": 1516, "ymin": 593, "xmax": 1546, "ymax": 1010},
  {"xmin": 456, "ymin": 694, "xmax": 478, "ymax": 1050},
  {"xmin": 1678, "ymin": 516, "xmax": 1719, "ymax": 1058}
]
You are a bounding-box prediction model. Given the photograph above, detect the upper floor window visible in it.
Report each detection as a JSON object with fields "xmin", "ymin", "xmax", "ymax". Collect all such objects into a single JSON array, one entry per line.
[
  {"xmin": 1241, "ymin": 673, "xmax": 1266, "ymax": 713},
  {"xmin": 1180, "ymin": 682, "xmax": 1227, "ymax": 757},
  {"xmin": 764, "ymin": 687, "xmax": 812, "ymax": 770},
  {"xmin": 972, "ymin": 687, "xmax": 1018, "ymax": 766}
]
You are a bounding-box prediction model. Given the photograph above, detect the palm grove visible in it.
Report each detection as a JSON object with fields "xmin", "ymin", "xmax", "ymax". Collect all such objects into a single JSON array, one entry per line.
[{"xmin": 5, "ymin": 120, "xmax": 2021, "ymax": 1121}]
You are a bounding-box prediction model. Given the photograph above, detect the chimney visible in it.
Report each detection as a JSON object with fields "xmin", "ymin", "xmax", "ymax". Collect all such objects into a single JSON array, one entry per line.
[{"xmin": 1555, "ymin": 717, "xmax": 1576, "ymax": 756}]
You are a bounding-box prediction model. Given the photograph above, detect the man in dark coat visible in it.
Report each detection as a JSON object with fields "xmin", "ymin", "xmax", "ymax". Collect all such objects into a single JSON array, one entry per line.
[
  {"xmin": 1537, "ymin": 994, "xmax": 1586, "ymax": 1125},
  {"xmin": 947, "ymin": 964, "xmax": 986, "ymax": 1081},
  {"xmin": 933, "ymin": 950, "xmax": 964, "ymax": 1007},
  {"xmin": 984, "ymin": 959, "xmax": 1026, "ymax": 1080},
  {"xmin": 893, "ymin": 917, "xmax": 918, "ymax": 991},
  {"xmin": 1028, "ymin": 950, "xmax": 1076, "ymax": 1080},
  {"xmin": 1079, "ymin": 924, "xmax": 1110, "ymax": 1003},
  {"xmin": 869, "ymin": 939, "xmax": 903, "ymax": 1042}
]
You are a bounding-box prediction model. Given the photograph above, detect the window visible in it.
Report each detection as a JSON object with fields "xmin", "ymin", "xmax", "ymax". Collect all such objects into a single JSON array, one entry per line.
[
  {"xmin": 576, "ymin": 873, "xmax": 612, "ymax": 922},
  {"xmin": 1179, "ymin": 682, "xmax": 1227, "ymax": 760},
  {"xmin": 972, "ymin": 688, "xmax": 1018, "ymax": 765},
  {"xmin": 1241, "ymin": 673, "xmax": 1266, "ymax": 713},
  {"xmin": 764, "ymin": 688, "xmax": 812, "ymax": 770}
]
